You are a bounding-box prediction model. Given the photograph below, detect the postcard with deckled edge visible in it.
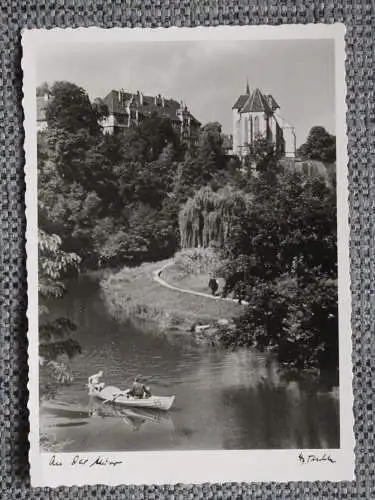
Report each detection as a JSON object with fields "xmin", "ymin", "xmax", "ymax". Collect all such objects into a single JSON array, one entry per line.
[{"xmin": 23, "ymin": 24, "xmax": 354, "ymax": 487}]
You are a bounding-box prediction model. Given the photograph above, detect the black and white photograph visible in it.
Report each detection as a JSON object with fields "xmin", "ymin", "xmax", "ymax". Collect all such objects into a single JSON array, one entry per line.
[{"xmin": 24, "ymin": 25, "xmax": 353, "ymax": 486}]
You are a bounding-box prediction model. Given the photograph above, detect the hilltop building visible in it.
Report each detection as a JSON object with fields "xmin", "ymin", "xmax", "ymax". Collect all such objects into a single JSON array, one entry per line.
[
  {"xmin": 232, "ymin": 83, "xmax": 296, "ymax": 159},
  {"xmin": 37, "ymin": 93, "xmax": 50, "ymax": 131},
  {"xmin": 36, "ymin": 88, "xmax": 201, "ymax": 145},
  {"xmin": 101, "ymin": 90, "xmax": 201, "ymax": 144}
]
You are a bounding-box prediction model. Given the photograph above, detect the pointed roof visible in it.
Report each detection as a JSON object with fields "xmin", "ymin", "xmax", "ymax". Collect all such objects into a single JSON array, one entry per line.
[
  {"xmin": 232, "ymin": 94, "xmax": 249, "ymax": 110},
  {"xmin": 240, "ymin": 88, "xmax": 272, "ymax": 114},
  {"xmin": 266, "ymin": 94, "xmax": 280, "ymax": 111},
  {"xmin": 233, "ymin": 80, "xmax": 251, "ymax": 109}
]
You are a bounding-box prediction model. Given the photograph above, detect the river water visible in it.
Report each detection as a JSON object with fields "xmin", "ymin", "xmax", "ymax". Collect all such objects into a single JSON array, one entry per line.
[{"xmin": 41, "ymin": 275, "xmax": 339, "ymax": 452}]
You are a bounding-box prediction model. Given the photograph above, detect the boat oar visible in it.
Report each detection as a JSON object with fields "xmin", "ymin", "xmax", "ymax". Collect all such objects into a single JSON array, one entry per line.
[
  {"xmin": 100, "ymin": 374, "xmax": 153, "ymax": 405},
  {"xmin": 102, "ymin": 392, "xmax": 124, "ymax": 405}
]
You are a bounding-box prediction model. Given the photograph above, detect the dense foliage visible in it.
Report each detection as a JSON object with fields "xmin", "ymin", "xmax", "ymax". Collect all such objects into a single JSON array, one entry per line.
[
  {"xmin": 45, "ymin": 81, "xmax": 107, "ymax": 136},
  {"xmin": 217, "ymin": 154, "xmax": 338, "ymax": 378},
  {"xmin": 179, "ymin": 186, "xmax": 250, "ymax": 248},
  {"xmin": 174, "ymin": 247, "xmax": 222, "ymax": 275},
  {"xmin": 39, "ymin": 229, "xmax": 81, "ymax": 396},
  {"xmin": 38, "ymin": 81, "xmax": 338, "ymax": 379},
  {"xmin": 38, "ymin": 82, "xmax": 235, "ymax": 268},
  {"xmin": 297, "ymin": 126, "xmax": 336, "ymax": 163}
]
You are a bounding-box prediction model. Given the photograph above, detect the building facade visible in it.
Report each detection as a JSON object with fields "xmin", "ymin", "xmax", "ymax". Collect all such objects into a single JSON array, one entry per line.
[
  {"xmin": 36, "ymin": 93, "xmax": 49, "ymax": 131},
  {"xmin": 36, "ymin": 88, "xmax": 201, "ymax": 145},
  {"xmin": 101, "ymin": 89, "xmax": 201, "ymax": 144},
  {"xmin": 232, "ymin": 84, "xmax": 296, "ymax": 159}
]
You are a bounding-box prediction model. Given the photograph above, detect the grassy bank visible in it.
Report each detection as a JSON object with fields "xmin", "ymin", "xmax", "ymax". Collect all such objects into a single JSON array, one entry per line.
[
  {"xmin": 161, "ymin": 262, "xmax": 226, "ymax": 296},
  {"xmin": 100, "ymin": 260, "xmax": 244, "ymax": 336}
]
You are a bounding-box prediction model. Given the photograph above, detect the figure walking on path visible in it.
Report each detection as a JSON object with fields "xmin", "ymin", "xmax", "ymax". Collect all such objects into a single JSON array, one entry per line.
[{"xmin": 208, "ymin": 277, "xmax": 219, "ymax": 296}]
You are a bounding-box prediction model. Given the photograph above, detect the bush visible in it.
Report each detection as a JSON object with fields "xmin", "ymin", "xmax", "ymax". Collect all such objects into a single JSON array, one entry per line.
[
  {"xmin": 219, "ymin": 273, "xmax": 338, "ymax": 380},
  {"xmin": 174, "ymin": 247, "xmax": 222, "ymax": 275}
]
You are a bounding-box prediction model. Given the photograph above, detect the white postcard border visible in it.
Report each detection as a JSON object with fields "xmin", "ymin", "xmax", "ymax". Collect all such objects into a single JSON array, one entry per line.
[{"xmin": 23, "ymin": 23, "xmax": 354, "ymax": 487}]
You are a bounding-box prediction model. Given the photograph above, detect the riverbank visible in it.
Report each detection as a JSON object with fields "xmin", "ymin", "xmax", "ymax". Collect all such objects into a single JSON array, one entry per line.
[
  {"xmin": 161, "ymin": 261, "xmax": 226, "ymax": 296},
  {"xmin": 100, "ymin": 260, "xmax": 245, "ymax": 340}
]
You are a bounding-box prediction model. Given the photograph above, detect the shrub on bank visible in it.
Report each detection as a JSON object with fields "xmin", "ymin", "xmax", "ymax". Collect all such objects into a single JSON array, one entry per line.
[
  {"xmin": 174, "ymin": 247, "xmax": 222, "ymax": 276},
  {"xmin": 218, "ymin": 274, "xmax": 339, "ymax": 381}
]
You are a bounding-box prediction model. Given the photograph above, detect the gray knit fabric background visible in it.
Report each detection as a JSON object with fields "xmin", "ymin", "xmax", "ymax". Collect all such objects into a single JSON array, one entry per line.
[{"xmin": 0, "ymin": 0, "xmax": 373, "ymax": 498}]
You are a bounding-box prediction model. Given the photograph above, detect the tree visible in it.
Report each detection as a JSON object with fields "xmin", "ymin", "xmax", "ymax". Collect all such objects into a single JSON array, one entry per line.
[
  {"xmin": 38, "ymin": 82, "xmax": 243, "ymax": 270},
  {"xmin": 138, "ymin": 112, "xmax": 180, "ymax": 161},
  {"xmin": 297, "ymin": 126, "xmax": 336, "ymax": 163},
  {"xmin": 92, "ymin": 97, "xmax": 109, "ymax": 121},
  {"xmin": 222, "ymin": 271, "xmax": 338, "ymax": 378},
  {"xmin": 221, "ymin": 167, "xmax": 336, "ymax": 289},
  {"xmin": 174, "ymin": 123, "xmax": 229, "ymax": 198},
  {"xmin": 45, "ymin": 81, "xmax": 104, "ymax": 136},
  {"xmin": 219, "ymin": 158, "xmax": 338, "ymax": 377},
  {"xmin": 39, "ymin": 229, "xmax": 82, "ymax": 396},
  {"xmin": 179, "ymin": 186, "xmax": 250, "ymax": 249}
]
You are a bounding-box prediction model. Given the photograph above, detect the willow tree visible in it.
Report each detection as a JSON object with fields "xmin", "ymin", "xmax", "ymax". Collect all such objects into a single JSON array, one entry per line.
[{"xmin": 179, "ymin": 186, "xmax": 250, "ymax": 249}]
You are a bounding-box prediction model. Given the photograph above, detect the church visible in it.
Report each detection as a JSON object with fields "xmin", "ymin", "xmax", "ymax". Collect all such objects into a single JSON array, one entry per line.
[{"xmin": 232, "ymin": 83, "xmax": 296, "ymax": 159}]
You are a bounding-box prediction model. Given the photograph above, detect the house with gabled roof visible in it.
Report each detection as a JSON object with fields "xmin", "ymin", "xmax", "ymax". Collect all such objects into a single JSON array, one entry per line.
[
  {"xmin": 36, "ymin": 87, "xmax": 201, "ymax": 146},
  {"xmin": 232, "ymin": 83, "xmax": 296, "ymax": 159},
  {"xmin": 101, "ymin": 89, "xmax": 201, "ymax": 145}
]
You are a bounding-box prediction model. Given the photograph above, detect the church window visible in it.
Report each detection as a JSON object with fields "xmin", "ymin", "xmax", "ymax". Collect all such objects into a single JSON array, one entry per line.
[{"xmin": 254, "ymin": 116, "xmax": 260, "ymax": 136}]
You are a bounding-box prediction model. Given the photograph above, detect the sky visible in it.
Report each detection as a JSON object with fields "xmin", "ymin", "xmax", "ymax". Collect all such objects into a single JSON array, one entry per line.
[{"xmin": 36, "ymin": 38, "xmax": 335, "ymax": 147}]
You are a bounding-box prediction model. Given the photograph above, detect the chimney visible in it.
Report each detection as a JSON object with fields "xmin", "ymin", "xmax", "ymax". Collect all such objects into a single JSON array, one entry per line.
[
  {"xmin": 119, "ymin": 89, "xmax": 126, "ymax": 104},
  {"xmin": 140, "ymin": 92, "xmax": 144, "ymax": 105},
  {"xmin": 161, "ymin": 95, "xmax": 165, "ymax": 107}
]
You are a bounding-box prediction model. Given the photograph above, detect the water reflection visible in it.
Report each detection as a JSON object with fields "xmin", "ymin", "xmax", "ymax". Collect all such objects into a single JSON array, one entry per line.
[
  {"xmin": 43, "ymin": 399, "xmax": 173, "ymax": 425},
  {"xmin": 40, "ymin": 275, "xmax": 339, "ymax": 452}
]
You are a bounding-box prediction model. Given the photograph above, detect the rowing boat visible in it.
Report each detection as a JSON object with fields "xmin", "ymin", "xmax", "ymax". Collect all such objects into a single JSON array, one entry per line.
[
  {"xmin": 89, "ymin": 384, "xmax": 175, "ymax": 411},
  {"xmin": 42, "ymin": 399, "xmax": 174, "ymax": 425}
]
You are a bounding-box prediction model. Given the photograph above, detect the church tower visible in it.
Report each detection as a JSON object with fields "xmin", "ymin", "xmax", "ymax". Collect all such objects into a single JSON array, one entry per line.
[
  {"xmin": 232, "ymin": 81, "xmax": 251, "ymax": 157},
  {"xmin": 231, "ymin": 83, "xmax": 296, "ymax": 159}
]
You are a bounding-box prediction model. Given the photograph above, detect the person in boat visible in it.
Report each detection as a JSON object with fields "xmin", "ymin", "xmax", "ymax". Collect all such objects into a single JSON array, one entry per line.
[
  {"xmin": 208, "ymin": 276, "xmax": 219, "ymax": 296},
  {"xmin": 128, "ymin": 377, "xmax": 151, "ymax": 399},
  {"xmin": 88, "ymin": 370, "xmax": 105, "ymax": 391}
]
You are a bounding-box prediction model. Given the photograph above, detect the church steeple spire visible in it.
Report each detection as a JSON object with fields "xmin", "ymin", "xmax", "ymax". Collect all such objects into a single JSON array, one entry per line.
[{"xmin": 246, "ymin": 79, "xmax": 250, "ymax": 95}]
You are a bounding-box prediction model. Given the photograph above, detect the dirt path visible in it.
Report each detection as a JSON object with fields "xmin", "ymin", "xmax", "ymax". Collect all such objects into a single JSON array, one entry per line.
[{"xmin": 152, "ymin": 260, "xmax": 248, "ymax": 305}]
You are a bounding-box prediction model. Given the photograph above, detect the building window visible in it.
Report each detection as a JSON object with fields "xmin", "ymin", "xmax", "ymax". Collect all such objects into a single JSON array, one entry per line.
[
  {"xmin": 254, "ymin": 116, "xmax": 260, "ymax": 136},
  {"xmin": 244, "ymin": 119, "xmax": 248, "ymax": 144}
]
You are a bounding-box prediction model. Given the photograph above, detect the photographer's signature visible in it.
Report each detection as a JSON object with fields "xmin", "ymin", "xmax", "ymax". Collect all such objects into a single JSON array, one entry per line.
[{"xmin": 298, "ymin": 452, "xmax": 336, "ymax": 464}]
